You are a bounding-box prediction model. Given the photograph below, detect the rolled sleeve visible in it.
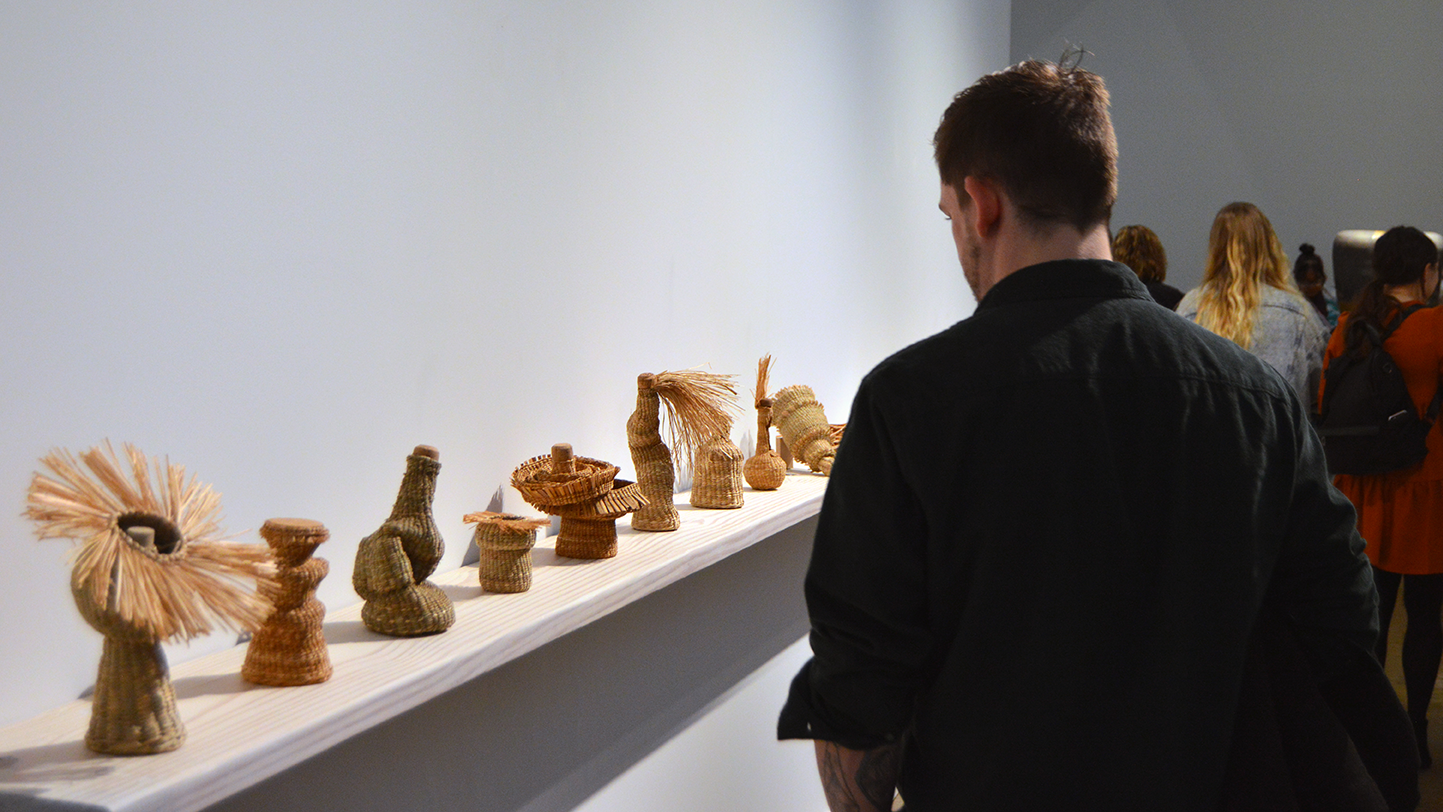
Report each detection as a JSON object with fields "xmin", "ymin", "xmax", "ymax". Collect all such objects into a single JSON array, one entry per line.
[{"xmin": 778, "ymin": 374, "xmax": 931, "ymax": 748}]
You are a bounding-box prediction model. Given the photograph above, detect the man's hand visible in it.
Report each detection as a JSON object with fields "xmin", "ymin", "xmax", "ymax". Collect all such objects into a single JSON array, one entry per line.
[{"xmin": 814, "ymin": 739, "xmax": 902, "ymax": 812}]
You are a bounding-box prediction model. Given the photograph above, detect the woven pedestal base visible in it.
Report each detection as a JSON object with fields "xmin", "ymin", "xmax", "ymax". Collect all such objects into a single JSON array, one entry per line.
[
  {"xmin": 244, "ymin": 593, "xmax": 331, "ymax": 685},
  {"xmin": 631, "ymin": 448, "xmax": 680, "ymax": 531},
  {"xmin": 87, "ymin": 636, "xmax": 184, "ymax": 755},
  {"xmin": 481, "ymin": 548, "xmax": 532, "ymax": 592},
  {"xmin": 555, "ymin": 517, "xmax": 619, "ymax": 559},
  {"xmin": 361, "ymin": 582, "xmax": 455, "ymax": 637}
]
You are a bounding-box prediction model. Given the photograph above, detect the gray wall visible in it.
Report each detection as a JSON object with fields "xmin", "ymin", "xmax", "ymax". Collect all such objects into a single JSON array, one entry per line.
[{"xmin": 1012, "ymin": 0, "xmax": 1443, "ymax": 294}]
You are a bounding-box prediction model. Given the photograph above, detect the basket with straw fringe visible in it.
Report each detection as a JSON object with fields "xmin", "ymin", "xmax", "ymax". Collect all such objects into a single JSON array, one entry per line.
[
  {"xmin": 465, "ymin": 512, "xmax": 549, "ymax": 593},
  {"xmin": 25, "ymin": 442, "xmax": 274, "ymax": 755},
  {"xmin": 629, "ymin": 369, "xmax": 739, "ymax": 528}
]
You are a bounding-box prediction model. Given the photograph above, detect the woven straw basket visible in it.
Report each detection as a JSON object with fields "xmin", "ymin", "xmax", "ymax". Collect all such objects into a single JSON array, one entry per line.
[
  {"xmin": 692, "ymin": 436, "xmax": 744, "ymax": 508},
  {"xmin": 469, "ymin": 513, "xmax": 547, "ymax": 593},
  {"xmin": 771, "ymin": 385, "xmax": 835, "ymax": 475},
  {"xmin": 243, "ymin": 518, "xmax": 333, "ymax": 687}
]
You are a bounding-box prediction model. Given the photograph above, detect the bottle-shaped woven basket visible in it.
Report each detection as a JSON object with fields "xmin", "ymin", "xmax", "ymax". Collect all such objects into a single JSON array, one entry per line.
[
  {"xmin": 742, "ymin": 356, "xmax": 786, "ymax": 491},
  {"xmin": 353, "ymin": 445, "xmax": 455, "ymax": 637},
  {"xmin": 243, "ymin": 518, "xmax": 333, "ymax": 687},
  {"xmin": 25, "ymin": 443, "xmax": 274, "ymax": 755},
  {"xmin": 466, "ymin": 512, "xmax": 549, "ymax": 593},
  {"xmin": 743, "ymin": 398, "xmax": 786, "ymax": 490},
  {"xmin": 771, "ymin": 385, "xmax": 835, "ymax": 475}
]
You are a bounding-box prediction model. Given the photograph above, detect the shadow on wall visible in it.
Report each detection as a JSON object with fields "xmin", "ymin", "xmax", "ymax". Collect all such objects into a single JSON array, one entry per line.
[{"xmin": 202, "ymin": 517, "xmax": 816, "ymax": 812}]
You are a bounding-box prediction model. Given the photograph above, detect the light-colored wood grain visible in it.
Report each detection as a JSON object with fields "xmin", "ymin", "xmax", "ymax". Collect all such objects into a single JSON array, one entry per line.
[{"xmin": 0, "ymin": 474, "xmax": 827, "ymax": 812}]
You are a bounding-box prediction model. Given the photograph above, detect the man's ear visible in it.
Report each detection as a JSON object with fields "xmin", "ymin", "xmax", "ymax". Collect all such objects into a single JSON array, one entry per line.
[{"xmin": 962, "ymin": 176, "xmax": 1002, "ymax": 238}]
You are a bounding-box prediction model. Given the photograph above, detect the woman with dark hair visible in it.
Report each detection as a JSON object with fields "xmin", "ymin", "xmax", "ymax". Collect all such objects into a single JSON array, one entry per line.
[
  {"xmin": 1294, "ymin": 243, "xmax": 1339, "ymax": 328},
  {"xmin": 1112, "ymin": 224, "xmax": 1182, "ymax": 310},
  {"xmin": 1323, "ymin": 225, "xmax": 1443, "ymax": 767}
]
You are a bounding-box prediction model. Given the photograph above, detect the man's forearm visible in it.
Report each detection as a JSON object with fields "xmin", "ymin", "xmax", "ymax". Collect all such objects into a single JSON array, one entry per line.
[{"xmin": 814, "ymin": 739, "xmax": 902, "ymax": 812}]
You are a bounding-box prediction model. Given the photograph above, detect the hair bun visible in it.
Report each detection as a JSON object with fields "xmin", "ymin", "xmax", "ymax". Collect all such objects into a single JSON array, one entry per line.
[{"xmin": 1299, "ymin": 243, "xmax": 1316, "ymax": 256}]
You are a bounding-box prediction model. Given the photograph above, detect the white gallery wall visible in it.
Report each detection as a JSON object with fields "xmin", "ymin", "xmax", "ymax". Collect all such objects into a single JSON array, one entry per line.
[
  {"xmin": 0, "ymin": 0, "xmax": 1007, "ymax": 772},
  {"xmin": 1011, "ymin": 0, "xmax": 1443, "ymax": 293}
]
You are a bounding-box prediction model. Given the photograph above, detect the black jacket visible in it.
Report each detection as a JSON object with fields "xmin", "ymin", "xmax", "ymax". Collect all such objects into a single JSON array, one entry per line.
[{"xmin": 779, "ymin": 260, "xmax": 1389, "ymax": 810}]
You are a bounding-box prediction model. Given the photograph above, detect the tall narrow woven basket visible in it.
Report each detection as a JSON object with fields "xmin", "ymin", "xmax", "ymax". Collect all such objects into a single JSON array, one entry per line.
[
  {"xmin": 629, "ymin": 374, "xmax": 680, "ymax": 531},
  {"xmin": 744, "ymin": 397, "xmax": 787, "ymax": 490},
  {"xmin": 743, "ymin": 356, "xmax": 786, "ymax": 491},
  {"xmin": 627, "ymin": 370, "xmax": 740, "ymax": 529},
  {"xmin": 242, "ymin": 518, "xmax": 333, "ymax": 687}
]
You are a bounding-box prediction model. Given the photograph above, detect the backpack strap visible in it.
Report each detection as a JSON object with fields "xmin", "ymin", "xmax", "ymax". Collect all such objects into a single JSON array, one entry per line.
[
  {"xmin": 1380, "ymin": 303, "xmax": 1429, "ymax": 342},
  {"xmin": 1385, "ymin": 304, "xmax": 1443, "ymax": 424}
]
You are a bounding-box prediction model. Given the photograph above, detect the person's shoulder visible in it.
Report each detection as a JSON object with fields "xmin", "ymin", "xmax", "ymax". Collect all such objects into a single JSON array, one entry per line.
[
  {"xmin": 1394, "ymin": 303, "xmax": 1443, "ymax": 342},
  {"xmin": 864, "ymin": 321, "xmax": 967, "ymax": 385},
  {"xmin": 1177, "ymin": 287, "xmax": 1202, "ymax": 318}
]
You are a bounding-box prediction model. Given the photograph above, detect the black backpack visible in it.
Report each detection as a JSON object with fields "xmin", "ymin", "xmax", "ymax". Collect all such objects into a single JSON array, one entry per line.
[{"xmin": 1317, "ymin": 304, "xmax": 1443, "ymax": 475}]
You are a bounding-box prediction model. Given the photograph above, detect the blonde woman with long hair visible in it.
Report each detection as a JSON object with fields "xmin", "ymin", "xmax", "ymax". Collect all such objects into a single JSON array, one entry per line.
[{"xmin": 1178, "ymin": 202, "xmax": 1329, "ymax": 401}]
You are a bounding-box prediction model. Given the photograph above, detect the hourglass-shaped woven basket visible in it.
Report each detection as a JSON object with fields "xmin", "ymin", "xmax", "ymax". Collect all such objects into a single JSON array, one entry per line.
[{"xmin": 243, "ymin": 518, "xmax": 332, "ymax": 687}]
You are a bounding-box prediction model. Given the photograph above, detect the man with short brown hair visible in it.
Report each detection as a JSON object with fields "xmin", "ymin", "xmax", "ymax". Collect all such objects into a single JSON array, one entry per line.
[{"xmin": 778, "ymin": 59, "xmax": 1387, "ymax": 810}]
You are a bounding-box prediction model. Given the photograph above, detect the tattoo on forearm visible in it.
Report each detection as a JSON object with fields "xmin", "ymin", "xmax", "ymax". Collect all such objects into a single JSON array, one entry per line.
[
  {"xmin": 819, "ymin": 745, "xmax": 862, "ymax": 812},
  {"xmin": 818, "ymin": 740, "xmax": 903, "ymax": 812},
  {"xmin": 856, "ymin": 742, "xmax": 903, "ymax": 810}
]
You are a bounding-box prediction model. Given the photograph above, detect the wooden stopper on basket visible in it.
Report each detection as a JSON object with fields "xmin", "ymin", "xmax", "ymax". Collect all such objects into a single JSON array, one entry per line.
[
  {"xmin": 413, "ymin": 444, "xmax": 440, "ymax": 461},
  {"xmin": 124, "ymin": 526, "xmax": 157, "ymax": 552},
  {"xmin": 551, "ymin": 443, "xmax": 576, "ymax": 474}
]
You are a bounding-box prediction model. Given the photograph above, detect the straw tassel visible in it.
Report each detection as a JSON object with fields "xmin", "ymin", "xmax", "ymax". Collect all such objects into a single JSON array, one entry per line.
[{"xmin": 25, "ymin": 442, "xmax": 274, "ymax": 755}]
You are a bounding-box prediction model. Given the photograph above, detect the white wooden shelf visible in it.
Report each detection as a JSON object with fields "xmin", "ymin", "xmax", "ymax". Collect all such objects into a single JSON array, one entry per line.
[{"xmin": 0, "ymin": 473, "xmax": 826, "ymax": 812}]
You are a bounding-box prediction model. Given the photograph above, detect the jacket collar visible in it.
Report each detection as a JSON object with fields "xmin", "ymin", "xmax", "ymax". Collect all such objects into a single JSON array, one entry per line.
[{"xmin": 976, "ymin": 259, "xmax": 1152, "ymax": 312}]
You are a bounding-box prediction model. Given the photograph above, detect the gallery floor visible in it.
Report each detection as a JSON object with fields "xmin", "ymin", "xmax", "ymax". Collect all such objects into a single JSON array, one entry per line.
[{"xmin": 1382, "ymin": 603, "xmax": 1443, "ymax": 809}]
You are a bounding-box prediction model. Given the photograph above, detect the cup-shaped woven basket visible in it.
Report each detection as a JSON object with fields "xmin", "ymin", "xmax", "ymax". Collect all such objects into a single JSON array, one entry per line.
[
  {"xmin": 691, "ymin": 436, "xmax": 744, "ymax": 509},
  {"xmin": 469, "ymin": 513, "xmax": 547, "ymax": 593}
]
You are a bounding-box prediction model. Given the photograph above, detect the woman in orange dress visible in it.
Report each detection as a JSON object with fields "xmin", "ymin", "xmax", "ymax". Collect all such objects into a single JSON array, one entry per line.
[{"xmin": 1324, "ymin": 225, "xmax": 1443, "ymax": 766}]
